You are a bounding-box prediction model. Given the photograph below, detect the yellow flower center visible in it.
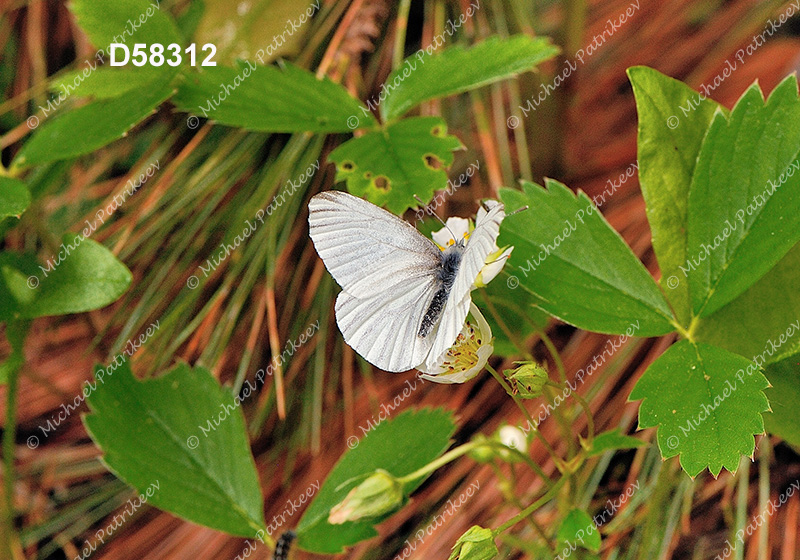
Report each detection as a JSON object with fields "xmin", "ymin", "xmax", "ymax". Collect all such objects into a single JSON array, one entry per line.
[{"xmin": 438, "ymin": 321, "xmax": 483, "ymax": 373}]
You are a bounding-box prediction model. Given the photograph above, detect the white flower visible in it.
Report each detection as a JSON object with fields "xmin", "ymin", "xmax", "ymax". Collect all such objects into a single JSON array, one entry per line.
[
  {"xmin": 430, "ymin": 205, "xmax": 512, "ymax": 289},
  {"xmin": 497, "ymin": 425, "xmax": 528, "ymax": 456},
  {"xmin": 418, "ymin": 303, "xmax": 493, "ymax": 384},
  {"xmin": 431, "ymin": 216, "xmax": 471, "ymax": 249}
]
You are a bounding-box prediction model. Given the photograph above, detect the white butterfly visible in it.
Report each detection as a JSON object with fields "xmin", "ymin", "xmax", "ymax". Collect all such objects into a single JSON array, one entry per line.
[{"xmin": 308, "ymin": 191, "xmax": 505, "ymax": 373}]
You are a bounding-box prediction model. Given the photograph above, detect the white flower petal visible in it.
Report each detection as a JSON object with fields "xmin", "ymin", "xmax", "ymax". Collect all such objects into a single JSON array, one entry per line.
[
  {"xmin": 418, "ymin": 303, "xmax": 493, "ymax": 384},
  {"xmin": 431, "ymin": 217, "xmax": 471, "ymax": 249},
  {"xmin": 473, "ymin": 246, "xmax": 513, "ymax": 288}
]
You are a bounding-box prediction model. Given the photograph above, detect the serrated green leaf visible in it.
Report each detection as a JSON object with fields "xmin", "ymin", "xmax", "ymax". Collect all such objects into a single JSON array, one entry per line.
[
  {"xmin": 18, "ymin": 235, "xmax": 132, "ymax": 319},
  {"xmin": 296, "ymin": 408, "xmax": 456, "ymax": 553},
  {"xmin": 173, "ymin": 62, "xmax": 376, "ymax": 132},
  {"xmin": 763, "ymin": 353, "xmax": 800, "ymax": 447},
  {"xmin": 0, "ymin": 176, "xmax": 31, "ymax": 219},
  {"xmin": 557, "ymin": 509, "xmax": 601, "ymax": 553},
  {"xmin": 70, "ymin": 0, "xmax": 183, "ymax": 54},
  {"xmin": 50, "ymin": 67, "xmax": 168, "ymax": 100},
  {"xmin": 84, "ymin": 362, "xmax": 266, "ymax": 537},
  {"xmin": 586, "ymin": 428, "xmax": 648, "ymax": 457},
  {"xmin": 14, "ymin": 84, "xmax": 174, "ymax": 167},
  {"xmin": 328, "ymin": 117, "xmax": 464, "ymax": 215},
  {"xmin": 687, "ymin": 75, "xmax": 800, "ymax": 317},
  {"xmin": 630, "ymin": 340, "xmax": 769, "ymax": 477},
  {"xmin": 628, "ymin": 67, "xmax": 724, "ymax": 325},
  {"xmin": 382, "ymin": 35, "xmax": 559, "ymax": 121},
  {"xmin": 695, "ymin": 243, "xmax": 800, "ymax": 364},
  {"xmin": 499, "ymin": 180, "xmax": 675, "ymax": 336}
]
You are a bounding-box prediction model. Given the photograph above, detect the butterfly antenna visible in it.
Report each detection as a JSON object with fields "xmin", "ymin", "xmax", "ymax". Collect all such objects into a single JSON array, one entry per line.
[{"xmin": 413, "ymin": 194, "xmax": 457, "ymax": 240}]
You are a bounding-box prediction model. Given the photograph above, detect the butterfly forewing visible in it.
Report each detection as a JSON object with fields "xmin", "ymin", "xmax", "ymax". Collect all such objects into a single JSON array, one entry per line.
[
  {"xmin": 308, "ymin": 191, "xmax": 442, "ymax": 299},
  {"xmin": 425, "ymin": 201, "xmax": 505, "ymax": 367},
  {"xmin": 309, "ymin": 191, "xmax": 443, "ymax": 371}
]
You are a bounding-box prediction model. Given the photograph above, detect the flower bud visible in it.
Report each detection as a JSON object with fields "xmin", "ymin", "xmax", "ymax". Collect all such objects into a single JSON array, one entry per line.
[
  {"xmin": 468, "ymin": 434, "xmax": 496, "ymax": 464},
  {"xmin": 505, "ymin": 362, "xmax": 548, "ymax": 398},
  {"xmin": 497, "ymin": 425, "xmax": 528, "ymax": 460},
  {"xmin": 448, "ymin": 526, "xmax": 498, "ymax": 560},
  {"xmin": 328, "ymin": 470, "xmax": 403, "ymax": 524}
]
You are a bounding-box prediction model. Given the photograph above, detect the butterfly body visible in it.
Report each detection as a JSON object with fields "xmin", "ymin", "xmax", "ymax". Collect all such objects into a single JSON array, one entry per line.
[
  {"xmin": 308, "ymin": 191, "xmax": 504, "ymax": 373},
  {"xmin": 419, "ymin": 244, "xmax": 464, "ymax": 338}
]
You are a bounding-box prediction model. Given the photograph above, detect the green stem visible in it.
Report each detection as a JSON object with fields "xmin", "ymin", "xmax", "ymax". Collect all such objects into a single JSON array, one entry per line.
[
  {"xmin": 539, "ymin": 331, "xmax": 566, "ymax": 384},
  {"xmin": 398, "ymin": 441, "xmax": 483, "ymax": 484},
  {"xmin": 1, "ymin": 321, "xmax": 29, "ymax": 560},
  {"xmin": 482, "ymin": 296, "xmax": 533, "ymax": 361},
  {"xmin": 2, "ymin": 357, "xmax": 22, "ymax": 559},
  {"xmin": 490, "ymin": 463, "xmax": 553, "ymax": 548},
  {"xmin": 499, "ymin": 440, "xmax": 556, "ymax": 489},
  {"xmin": 486, "ymin": 364, "xmax": 566, "ymax": 472},
  {"xmin": 493, "ymin": 475, "xmax": 567, "ymax": 535},
  {"xmin": 538, "ymin": 333, "xmax": 576, "ymax": 458},
  {"xmin": 572, "ymin": 391, "xmax": 595, "ymax": 449}
]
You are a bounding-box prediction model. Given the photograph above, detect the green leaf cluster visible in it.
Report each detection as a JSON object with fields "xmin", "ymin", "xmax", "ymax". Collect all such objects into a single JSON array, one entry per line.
[
  {"xmin": 174, "ymin": 34, "xmax": 557, "ymax": 214},
  {"xmin": 497, "ymin": 67, "xmax": 800, "ymax": 477}
]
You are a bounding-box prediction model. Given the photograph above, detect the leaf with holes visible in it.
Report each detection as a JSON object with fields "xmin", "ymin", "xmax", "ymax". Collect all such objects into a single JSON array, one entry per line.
[
  {"xmin": 328, "ymin": 117, "xmax": 464, "ymax": 215},
  {"xmin": 687, "ymin": 75, "xmax": 800, "ymax": 318},
  {"xmin": 83, "ymin": 362, "xmax": 267, "ymax": 537},
  {"xmin": 629, "ymin": 340, "xmax": 769, "ymax": 477}
]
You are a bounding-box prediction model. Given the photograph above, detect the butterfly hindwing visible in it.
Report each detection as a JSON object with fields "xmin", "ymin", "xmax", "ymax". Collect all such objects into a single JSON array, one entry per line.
[{"xmin": 334, "ymin": 274, "xmax": 438, "ymax": 372}]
